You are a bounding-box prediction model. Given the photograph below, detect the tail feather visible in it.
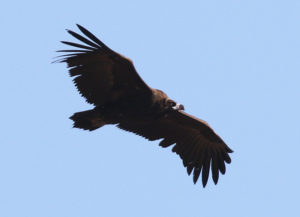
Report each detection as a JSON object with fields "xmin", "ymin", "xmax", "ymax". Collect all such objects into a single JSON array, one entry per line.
[{"xmin": 70, "ymin": 109, "xmax": 106, "ymax": 131}]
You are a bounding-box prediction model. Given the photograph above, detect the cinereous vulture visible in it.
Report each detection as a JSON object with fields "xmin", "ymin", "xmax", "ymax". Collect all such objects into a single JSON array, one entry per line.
[{"xmin": 56, "ymin": 24, "xmax": 233, "ymax": 187}]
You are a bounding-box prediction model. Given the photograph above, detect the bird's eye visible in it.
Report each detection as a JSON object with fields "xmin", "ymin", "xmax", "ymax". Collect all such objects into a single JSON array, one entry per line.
[{"xmin": 168, "ymin": 100, "xmax": 176, "ymax": 107}]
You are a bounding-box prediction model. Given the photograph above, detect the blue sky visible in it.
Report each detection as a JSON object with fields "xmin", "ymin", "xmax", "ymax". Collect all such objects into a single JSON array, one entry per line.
[{"xmin": 1, "ymin": 0, "xmax": 299, "ymax": 216}]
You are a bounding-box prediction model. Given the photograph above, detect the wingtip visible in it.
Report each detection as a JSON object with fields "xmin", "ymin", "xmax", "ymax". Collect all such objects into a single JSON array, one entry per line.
[
  {"xmin": 193, "ymin": 179, "xmax": 197, "ymax": 184},
  {"xmin": 76, "ymin": 24, "xmax": 86, "ymax": 32},
  {"xmin": 212, "ymin": 174, "xmax": 219, "ymax": 185},
  {"xmin": 225, "ymin": 155, "xmax": 232, "ymax": 164},
  {"xmin": 60, "ymin": 40, "xmax": 68, "ymax": 45},
  {"xmin": 202, "ymin": 174, "xmax": 209, "ymax": 187},
  {"xmin": 66, "ymin": 29, "xmax": 76, "ymax": 36},
  {"xmin": 187, "ymin": 165, "xmax": 193, "ymax": 176},
  {"xmin": 192, "ymin": 169, "xmax": 200, "ymax": 184},
  {"xmin": 51, "ymin": 58, "xmax": 60, "ymax": 64}
]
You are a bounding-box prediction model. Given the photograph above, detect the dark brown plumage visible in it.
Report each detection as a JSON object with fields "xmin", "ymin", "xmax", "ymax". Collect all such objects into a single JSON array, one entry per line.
[{"xmin": 57, "ymin": 24, "xmax": 233, "ymax": 187}]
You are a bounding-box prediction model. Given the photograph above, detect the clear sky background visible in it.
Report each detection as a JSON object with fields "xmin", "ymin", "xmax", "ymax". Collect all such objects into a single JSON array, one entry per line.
[{"xmin": 1, "ymin": 1, "xmax": 299, "ymax": 217}]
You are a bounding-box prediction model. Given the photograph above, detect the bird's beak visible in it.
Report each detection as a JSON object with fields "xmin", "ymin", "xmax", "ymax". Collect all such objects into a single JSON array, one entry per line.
[{"xmin": 173, "ymin": 103, "xmax": 185, "ymax": 111}]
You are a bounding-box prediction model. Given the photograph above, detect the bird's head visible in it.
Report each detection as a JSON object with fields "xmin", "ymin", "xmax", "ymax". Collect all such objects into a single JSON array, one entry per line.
[
  {"xmin": 152, "ymin": 89, "xmax": 185, "ymax": 111},
  {"xmin": 167, "ymin": 99, "xmax": 185, "ymax": 111}
]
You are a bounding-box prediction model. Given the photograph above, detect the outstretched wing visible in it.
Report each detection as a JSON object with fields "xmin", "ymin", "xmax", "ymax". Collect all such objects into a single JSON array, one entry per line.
[
  {"xmin": 117, "ymin": 110, "xmax": 233, "ymax": 187},
  {"xmin": 56, "ymin": 24, "xmax": 152, "ymax": 106}
]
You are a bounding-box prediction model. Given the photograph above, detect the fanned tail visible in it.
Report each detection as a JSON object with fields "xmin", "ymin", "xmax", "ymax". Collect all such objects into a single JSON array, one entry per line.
[{"xmin": 70, "ymin": 109, "xmax": 106, "ymax": 131}]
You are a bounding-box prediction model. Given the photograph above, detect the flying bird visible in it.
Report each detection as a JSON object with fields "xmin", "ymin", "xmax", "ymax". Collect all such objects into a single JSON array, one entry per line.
[{"xmin": 56, "ymin": 24, "xmax": 233, "ymax": 187}]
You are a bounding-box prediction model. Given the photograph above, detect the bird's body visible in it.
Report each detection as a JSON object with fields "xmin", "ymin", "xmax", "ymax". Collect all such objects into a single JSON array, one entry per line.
[
  {"xmin": 71, "ymin": 88, "xmax": 170, "ymax": 130},
  {"xmin": 57, "ymin": 24, "xmax": 233, "ymax": 187}
]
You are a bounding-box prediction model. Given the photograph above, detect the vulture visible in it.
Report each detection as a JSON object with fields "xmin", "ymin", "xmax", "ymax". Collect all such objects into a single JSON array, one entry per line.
[{"xmin": 57, "ymin": 24, "xmax": 233, "ymax": 187}]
